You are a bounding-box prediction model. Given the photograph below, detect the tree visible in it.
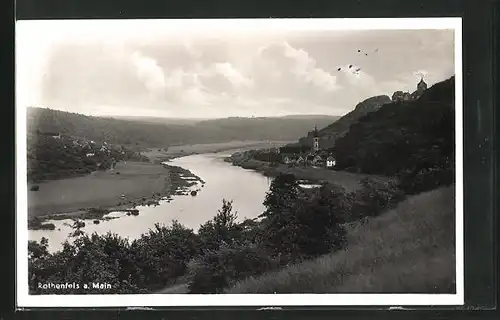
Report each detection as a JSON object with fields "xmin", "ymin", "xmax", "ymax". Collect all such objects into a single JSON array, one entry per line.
[
  {"xmin": 198, "ymin": 200, "xmax": 243, "ymax": 252},
  {"xmin": 293, "ymin": 185, "xmax": 348, "ymax": 256},
  {"xmin": 131, "ymin": 221, "xmax": 200, "ymax": 288},
  {"xmin": 258, "ymin": 174, "xmax": 301, "ymax": 257}
]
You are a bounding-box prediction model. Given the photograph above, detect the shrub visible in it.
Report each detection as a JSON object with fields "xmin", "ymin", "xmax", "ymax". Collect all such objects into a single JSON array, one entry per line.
[
  {"xmin": 258, "ymin": 175, "xmax": 348, "ymax": 261},
  {"xmin": 28, "ymin": 219, "xmax": 201, "ymax": 294},
  {"xmin": 130, "ymin": 221, "xmax": 200, "ymax": 289},
  {"xmin": 398, "ymin": 159, "xmax": 455, "ymax": 194},
  {"xmin": 28, "ymin": 232, "xmax": 146, "ymax": 294},
  {"xmin": 186, "ymin": 243, "xmax": 279, "ymax": 293},
  {"xmin": 30, "ymin": 185, "xmax": 40, "ymax": 191},
  {"xmin": 348, "ymin": 178, "xmax": 405, "ymax": 221},
  {"xmin": 293, "ymin": 185, "xmax": 348, "ymax": 257},
  {"xmin": 198, "ymin": 200, "xmax": 243, "ymax": 252}
]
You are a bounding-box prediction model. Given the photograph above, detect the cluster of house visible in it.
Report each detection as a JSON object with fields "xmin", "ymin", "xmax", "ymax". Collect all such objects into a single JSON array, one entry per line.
[
  {"xmin": 280, "ymin": 127, "xmax": 336, "ymax": 169},
  {"xmin": 391, "ymin": 77, "xmax": 428, "ymax": 102},
  {"xmin": 38, "ymin": 130, "xmax": 121, "ymax": 169},
  {"xmin": 283, "ymin": 153, "xmax": 336, "ymax": 168}
]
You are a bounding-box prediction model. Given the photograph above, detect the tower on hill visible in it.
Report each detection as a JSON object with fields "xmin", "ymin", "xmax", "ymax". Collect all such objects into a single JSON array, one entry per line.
[
  {"xmin": 312, "ymin": 126, "xmax": 320, "ymax": 153},
  {"xmin": 417, "ymin": 77, "xmax": 428, "ymax": 94},
  {"xmin": 392, "ymin": 77, "xmax": 428, "ymax": 102}
]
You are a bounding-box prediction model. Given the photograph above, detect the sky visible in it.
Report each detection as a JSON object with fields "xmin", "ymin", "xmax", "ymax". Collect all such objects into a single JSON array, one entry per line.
[{"xmin": 16, "ymin": 19, "xmax": 457, "ymax": 119}]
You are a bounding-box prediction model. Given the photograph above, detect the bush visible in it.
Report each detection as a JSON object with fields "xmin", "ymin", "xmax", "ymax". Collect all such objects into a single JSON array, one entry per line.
[
  {"xmin": 130, "ymin": 221, "xmax": 200, "ymax": 289},
  {"xmin": 258, "ymin": 175, "xmax": 348, "ymax": 261},
  {"xmin": 29, "ymin": 232, "xmax": 146, "ymax": 294},
  {"xmin": 198, "ymin": 200, "xmax": 243, "ymax": 252},
  {"xmin": 293, "ymin": 185, "xmax": 348, "ymax": 257},
  {"xmin": 28, "ymin": 220, "xmax": 201, "ymax": 294},
  {"xmin": 30, "ymin": 185, "xmax": 40, "ymax": 191},
  {"xmin": 398, "ymin": 160, "xmax": 454, "ymax": 195},
  {"xmin": 186, "ymin": 243, "xmax": 279, "ymax": 293},
  {"xmin": 348, "ymin": 178, "xmax": 405, "ymax": 221}
]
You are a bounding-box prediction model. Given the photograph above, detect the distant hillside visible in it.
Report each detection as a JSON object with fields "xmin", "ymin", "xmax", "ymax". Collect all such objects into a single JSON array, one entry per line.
[
  {"xmin": 194, "ymin": 116, "xmax": 340, "ymax": 141},
  {"xmin": 26, "ymin": 132, "xmax": 148, "ymax": 182},
  {"xmin": 27, "ymin": 108, "xmax": 189, "ymax": 148},
  {"xmin": 294, "ymin": 95, "xmax": 392, "ymax": 149},
  {"xmin": 109, "ymin": 116, "xmax": 208, "ymax": 125},
  {"xmin": 27, "ymin": 108, "xmax": 340, "ymax": 147},
  {"xmin": 113, "ymin": 114, "xmax": 340, "ymax": 124},
  {"xmin": 279, "ymin": 114, "xmax": 342, "ymax": 120},
  {"xmin": 334, "ymin": 76, "xmax": 455, "ymax": 178}
]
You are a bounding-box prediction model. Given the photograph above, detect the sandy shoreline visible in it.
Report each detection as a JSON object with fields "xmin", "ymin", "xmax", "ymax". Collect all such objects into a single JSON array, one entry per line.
[{"xmin": 27, "ymin": 160, "xmax": 203, "ymax": 229}]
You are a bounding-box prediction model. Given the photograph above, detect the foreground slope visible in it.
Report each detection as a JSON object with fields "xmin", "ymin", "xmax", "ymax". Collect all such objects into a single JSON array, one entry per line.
[{"xmin": 227, "ymin": 185, "xmax": 456, "ymax": 293}]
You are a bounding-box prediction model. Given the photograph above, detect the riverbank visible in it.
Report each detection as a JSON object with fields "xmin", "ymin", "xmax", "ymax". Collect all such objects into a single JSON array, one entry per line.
[
  {"xmin": 27, "ymin": 141, "xmax": 288, "ymax": 230},
  {"xmin": 28, "ymin": 160, "xmax": 203, "ymax": 230},
  {"xmin": 225, "ymin": 157, "xmax": 389, "ymax": 192},
  {"xmin": 142, "ymin": 140, "xmax": 293, "ymax": 164}
]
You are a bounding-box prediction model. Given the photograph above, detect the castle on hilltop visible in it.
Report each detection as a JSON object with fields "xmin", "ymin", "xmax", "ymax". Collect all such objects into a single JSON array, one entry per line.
[{"xmin": 391, "ymin": 77, "xmax": 428, "ymax": 102}]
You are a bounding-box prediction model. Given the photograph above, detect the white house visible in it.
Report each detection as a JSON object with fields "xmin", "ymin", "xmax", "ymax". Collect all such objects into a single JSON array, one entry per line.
[{"xmin": 326, "ymin": 156, "xmax": 336, "ymax": 168}]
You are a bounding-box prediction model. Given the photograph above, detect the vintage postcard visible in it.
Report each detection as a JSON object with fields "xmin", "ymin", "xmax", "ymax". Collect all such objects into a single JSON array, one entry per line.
[{"xmin": 16, "ymin": 18, "xmax": 463, "ymax": 307}]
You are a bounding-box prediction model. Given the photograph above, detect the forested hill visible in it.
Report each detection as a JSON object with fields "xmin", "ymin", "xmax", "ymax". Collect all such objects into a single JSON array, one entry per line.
[
  {"xmin": 294, "ymin": 95, "xmax": 392, "ymax": 149},
  {"xmin": 27, "ymin": 108, "xmax": 340, "ymax": 147},
  {"xmin": 333, "ymin": 76, "xmax": 455, "ymax": 179}
]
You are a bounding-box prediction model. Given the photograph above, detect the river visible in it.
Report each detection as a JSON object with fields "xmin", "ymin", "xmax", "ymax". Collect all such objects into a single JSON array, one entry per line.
[{"xmin": 28, "ymin": 152, "xmax": 273, "ymax": 253}]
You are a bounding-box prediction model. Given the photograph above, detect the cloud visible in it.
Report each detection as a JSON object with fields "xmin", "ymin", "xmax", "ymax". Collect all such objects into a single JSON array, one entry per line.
[
  {"xmin": 257, "ymin": 41, "xmax": 340, "ymax": 94},
  {"xmin": 27, "ymin": 26, "xmax": 455, "ymax": 118},
  {"xmin": 211, "ymin": 62, "xmax": 253, "ymax": 88},
  {"xmin": 130, "ymin": 51, "xmax": 166, "ymax": 93}
]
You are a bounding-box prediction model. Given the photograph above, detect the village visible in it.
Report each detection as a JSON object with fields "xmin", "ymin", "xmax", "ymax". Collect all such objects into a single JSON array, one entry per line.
[
  {"xmin": 26, "ymin": 130, "xmax": 153, "ymax": 184},
  {"xmin": 273, "ymin": 77, "xmax": 429, "ymax": 170},
  {"xmin": 233, "ymin": 126, "xmax": 337, "ymax": 170},
  {"xmin": 279, "ymin": 126, "xmax": 336, "ymax": 169}
]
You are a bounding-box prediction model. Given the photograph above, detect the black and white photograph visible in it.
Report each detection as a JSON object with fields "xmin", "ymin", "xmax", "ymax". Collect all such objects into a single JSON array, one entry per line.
[{"xmin": 16, "ymin": 18, "xmax": 463, "ymax": 307}]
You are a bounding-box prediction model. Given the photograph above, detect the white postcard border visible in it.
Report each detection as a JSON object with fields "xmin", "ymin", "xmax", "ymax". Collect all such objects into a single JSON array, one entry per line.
[{"xmin": 16, "ymin": 17, "xmax": 464, "ymax": 307}]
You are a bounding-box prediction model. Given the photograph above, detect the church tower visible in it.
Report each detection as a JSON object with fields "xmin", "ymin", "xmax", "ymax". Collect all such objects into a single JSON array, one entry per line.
[
  {"xmin": 312, "ymin": 126, "xmax": 320, "ymax": 153},
  {"xmin": 417, "ymin": 77, "xmax": 428, "ymax": 93}
]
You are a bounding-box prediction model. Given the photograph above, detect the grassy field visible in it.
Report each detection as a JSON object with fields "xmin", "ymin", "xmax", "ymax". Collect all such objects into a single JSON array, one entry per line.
[
  {"xmin": 28, "ymin": 161, "xmax": 170, "ymax": 218},
  {"xmin": 229, "ymin": 158, "xmax": 389, "ymax": 192},
  {"xmin": 226, "ymin": 185, "xmax": 456, "ymax": 293}
]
